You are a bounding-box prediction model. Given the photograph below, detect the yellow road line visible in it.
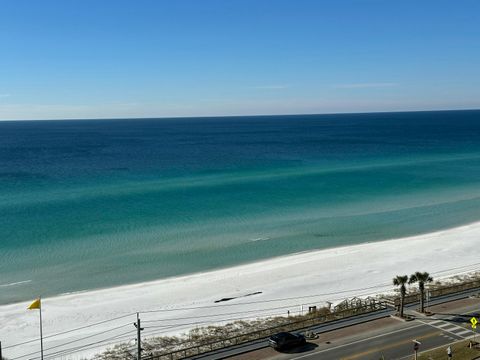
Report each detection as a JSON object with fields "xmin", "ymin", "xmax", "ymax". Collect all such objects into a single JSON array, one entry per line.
[{"xmin": 340, "ymin": 331, "xmax": 440, "ymax": 360}]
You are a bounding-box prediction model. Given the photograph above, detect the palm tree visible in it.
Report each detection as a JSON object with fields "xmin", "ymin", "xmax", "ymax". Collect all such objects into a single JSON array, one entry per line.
[
  {"xmin": 393, "ymin": 275, "xmax": 409, "ymax": 318},
  {"xmin": 409, "ymin": 271, "xmax": 433, "ymax": 313}
]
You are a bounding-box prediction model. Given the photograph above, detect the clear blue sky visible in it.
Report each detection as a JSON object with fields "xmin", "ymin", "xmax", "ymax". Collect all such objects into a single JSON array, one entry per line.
[{"xmin": 0, "ymin": 0, "xmax": 479, "ymax": 120}]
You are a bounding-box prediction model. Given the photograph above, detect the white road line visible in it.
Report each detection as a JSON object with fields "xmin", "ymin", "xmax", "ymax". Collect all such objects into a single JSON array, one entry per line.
[
  {"xmin": 455, "ymin": 329, "xmax": 474, "ymax": 336},
  {"xmin": 396, "ymin": 338, "xmax": 458, "ymax": 360},
  {"xmin": 436, "ymin": 322, "xmax": 454, "ymax": 329},
  {"xmin": 442, "ymin": 326, "xmax": 461, "ymax": 333},
  {"xmin": 289, "ymin": 323, "xmax": 424, "ymax": 360},
  {"xmin": 420, "ymin": 319, "xmax": 473, "ymax": 339},
  {"xmin": 448, "ymin": 326, "xmax": 468, "ymax": 333},
  {"xmin": 428, "ymin": 320, "xmax": 444, "ymax": 326}
]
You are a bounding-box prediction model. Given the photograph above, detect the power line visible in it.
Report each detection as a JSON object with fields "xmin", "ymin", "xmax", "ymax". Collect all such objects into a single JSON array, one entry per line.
[
  {"xmin": 40, "ymin": 323, "xmax": 132, "ymax": 354},
  {"xmin": 140, "ymin": 289, "xmax": 376, "ymax": 325},
  {"xmin": 4, "ymin": 283, "xmax": 390, "ymax": 351},
  {"xmin": 6, "ymin": 262, "xmax": 480, "ymax": 358},
  {"xmin": 144, "ymin": 310, "xmax": 291, "ymax": 330},
  {"xmin": 15, "ymin": 330, "xmax": 134, "ymax": 360},
  {"xmin": 137, "ymin": 262, "xmax": 480, "ymax": 317},
  {"xmin": 432, "ymin": 262, "xmax": 480, "ymax": 276},
  {"xmin": 140, "ymin": 282, "xmax": 393, "ymax": 314},
  {"xmin": 2, "ymin": 281, "xmax": 394, "ymax": 358},
  {"xmin": 141, "ymin": 303, "xmax": 309, "ymax": 323},
  {"xmin": 42, "ymin": 340, "xmax": 136, "ymax": 360},
  {"xmin": 31, "ymin": 303, "xmax": 336, "ymax": 360},
  {"xmin": 40, "ymin": 335, "xmax": 137, "ymax": 360},
  {"xmin": 4, "ymin": 312, "xmax": 135, "ymax": 350}
]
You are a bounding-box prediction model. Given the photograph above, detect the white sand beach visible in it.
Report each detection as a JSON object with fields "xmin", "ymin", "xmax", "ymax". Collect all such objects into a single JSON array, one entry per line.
[{"xmin": 2, "ymin": 221, "xmax": 480, "ymax": 359}]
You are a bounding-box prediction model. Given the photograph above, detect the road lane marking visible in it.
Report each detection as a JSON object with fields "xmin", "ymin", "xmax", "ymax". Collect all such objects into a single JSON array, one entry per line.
[
  {"xmin": 396, "ymin": 335, "xmax": 471, "ymax": 360},
  {"xmin": 395, "ymin": 309, "xmax": 480, "ymax": 360},
  {"xmin": 289, "ymin": 323, "xmax": 425, "ymax": 360},
  {"xmin": 442, "ymin": 326, "xmax": 461, "ymax": 332},
  {"xmin": 339, "ymin": 331, "xmax": 440, "ymax": 360},
  {"xmin": 419, "ymin": 319, "xmax": 473, "ymax": 339},
  {"xmin": 436, "ymin": 322, "xmax": 454, "ymax": 329},
  {"xmin": 449, "ymin": 326, "xmax": 470, "ymax": 333},
  {"xmin": 440, "ymin": 334, "xmax": 456, "ymax": 341},
  {"xmin": 456, "ymin": 329, "xmax": 474, "ymax": 336}
]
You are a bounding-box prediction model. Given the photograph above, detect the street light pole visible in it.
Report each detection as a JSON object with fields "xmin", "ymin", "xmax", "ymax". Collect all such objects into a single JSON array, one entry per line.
[
  {"xmin": 425, "ymin": 289, "xmax": 430, "ymax": 313},
  {"xmin": 413, "ymin": 339, "xmax": 421, "ymax": 360}
]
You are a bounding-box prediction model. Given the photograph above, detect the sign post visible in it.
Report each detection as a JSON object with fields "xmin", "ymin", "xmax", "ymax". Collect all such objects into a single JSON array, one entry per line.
[
  {"xmin": 413, "ymin": 339, "xmax": 421, "ymax": 360},
  {"xmin": 425, "ymin": 290, "xmax": 430, "ymax": 313},
  {"xmin": 471, "ymin": 317, "xmax": 478, "ymax": 344}
]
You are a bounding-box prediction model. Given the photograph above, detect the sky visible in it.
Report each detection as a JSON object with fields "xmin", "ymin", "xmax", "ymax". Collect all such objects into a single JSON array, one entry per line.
[{"xmin": 0, "ymin": 0, "xmax": 479, "ymax": 120}]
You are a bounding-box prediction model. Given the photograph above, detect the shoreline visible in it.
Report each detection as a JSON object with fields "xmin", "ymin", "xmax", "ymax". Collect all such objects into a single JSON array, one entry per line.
[
  {"xmin": 5, "ymin": 215, "xmax": 476, "ymax": 307},
  {"xmin": 2, "ymin": 221, "xmax": 480, "ymax": 358}
]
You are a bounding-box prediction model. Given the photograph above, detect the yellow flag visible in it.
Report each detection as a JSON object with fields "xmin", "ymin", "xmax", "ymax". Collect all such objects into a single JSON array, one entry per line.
[{"xmin": 28, "ymin": 298, "xmax": 41, "ymax": 310}]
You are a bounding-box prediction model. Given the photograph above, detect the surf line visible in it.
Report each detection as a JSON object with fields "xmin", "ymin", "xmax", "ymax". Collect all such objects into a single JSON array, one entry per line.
[{"xmin": 0, "ymin": 280, "xmax": 32, "ymax": 287}]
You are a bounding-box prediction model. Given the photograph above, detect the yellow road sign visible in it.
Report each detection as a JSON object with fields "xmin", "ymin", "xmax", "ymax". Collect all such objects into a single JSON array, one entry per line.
[{"xmin": 470, "ymin": 317, "xmax": 477, "ymax": 329}]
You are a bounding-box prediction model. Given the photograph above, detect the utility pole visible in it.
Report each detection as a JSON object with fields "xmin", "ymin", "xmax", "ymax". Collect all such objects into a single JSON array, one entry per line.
[
  {"xmin": 134, "ymin": 313, "xmax": 144, "ymax": 360},
  {"xmin": 1, "ymin": 340, "xmax": 3, "ymax": 360}
]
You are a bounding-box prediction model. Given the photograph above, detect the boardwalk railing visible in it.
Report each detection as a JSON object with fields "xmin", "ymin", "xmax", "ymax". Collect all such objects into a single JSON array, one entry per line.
[{"xmin": 143, "ymin": 297, "xmax": 387, "ymax": 360}]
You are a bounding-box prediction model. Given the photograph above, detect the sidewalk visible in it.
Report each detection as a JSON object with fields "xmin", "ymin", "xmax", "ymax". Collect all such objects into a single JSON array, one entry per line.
[
  {"xmin": 231, "ymin": 317, "xmax": 409, "ymax": 360},
  {"xmin": 231, "ymin": 297, "xmax": 480, "ymax": 360},
  {"xmin": 186, "ymin": 288, "xmax": 480, "ymax": 360}
]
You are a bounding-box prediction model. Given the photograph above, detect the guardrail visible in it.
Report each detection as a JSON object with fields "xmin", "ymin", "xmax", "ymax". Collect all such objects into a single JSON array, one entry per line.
[{"xmin": 143, "ymin": 298, "xmax": 387, "ymax": 360}]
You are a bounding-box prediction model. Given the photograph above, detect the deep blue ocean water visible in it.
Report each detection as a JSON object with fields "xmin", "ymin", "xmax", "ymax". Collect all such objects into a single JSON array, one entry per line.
[{"xmin": 1, "ymin": 110, "xmax": 480, "ymax": 304}]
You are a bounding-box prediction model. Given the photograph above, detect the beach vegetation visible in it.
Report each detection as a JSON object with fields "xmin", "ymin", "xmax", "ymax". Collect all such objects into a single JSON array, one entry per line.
[
  {"xmin": 92, "ymin": 343, "xmax": 136, "ymax": 360},
  {"xmin": 91, "ymin": 272, "xmax": 480, "ymax": 359},
  {"xmin": 409, "ymin": 271, "xmax": 433, "ymax": 313},
  {"xmin": 92, "ymin": 305, "xmax": 378, "ymax": 359},
  {"xmin": 392, "ymin": 275, "xmax": 409, "ymax": 318}
]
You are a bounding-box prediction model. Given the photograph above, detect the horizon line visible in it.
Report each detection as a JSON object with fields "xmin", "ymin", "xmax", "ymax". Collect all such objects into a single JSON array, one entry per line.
[{"xmin": 0, "ymin": 107, "xmax": 479, "ymax": 122}]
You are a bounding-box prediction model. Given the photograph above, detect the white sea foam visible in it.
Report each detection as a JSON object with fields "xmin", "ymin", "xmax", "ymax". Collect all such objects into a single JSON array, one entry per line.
[
  {"xmin": 249, "ymin": 237, "xmax": 271, "ymax": 242},
  {"xmin": 0, "ymin": 280, "xmax": 32, "ymax": 288}
]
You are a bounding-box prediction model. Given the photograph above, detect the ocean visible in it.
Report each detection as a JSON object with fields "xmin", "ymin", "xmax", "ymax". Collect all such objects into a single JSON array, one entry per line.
[{"xmin": 1, "ymin": 110, "xmax": 480, "ymax": 305}]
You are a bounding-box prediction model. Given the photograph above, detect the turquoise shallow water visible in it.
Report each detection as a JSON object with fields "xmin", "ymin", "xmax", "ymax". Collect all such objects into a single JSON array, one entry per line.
[{"xmin": 1, "ymin": 110, "xmax": 480, "ymax": 304}]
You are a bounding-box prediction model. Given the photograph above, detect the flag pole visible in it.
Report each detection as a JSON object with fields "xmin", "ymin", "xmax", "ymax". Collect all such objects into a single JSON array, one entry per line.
[{"xmin": 39, "ymin": 297, "xmax": 44, "ymax": 360}]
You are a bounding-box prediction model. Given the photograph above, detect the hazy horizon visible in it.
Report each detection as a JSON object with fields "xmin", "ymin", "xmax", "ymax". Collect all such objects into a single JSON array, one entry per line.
[
  {"xmin": 1, "ymin": 0, "xmax": 479, "ymax": 120},
  {"xmin": 1, "ymin": 107, "xmax": 480, "ymax": 122}
]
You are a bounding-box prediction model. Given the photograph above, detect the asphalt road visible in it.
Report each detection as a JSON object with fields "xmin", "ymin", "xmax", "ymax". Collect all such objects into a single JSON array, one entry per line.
[
  {"xmin": 192, "ymin": 287, "xmax": 480, "ymax": 360},
  {"xmin": 274, "ymin": 320, "xmax": 465, "ymax": 360},
  {"xmin": 192, "ymin": 308, "xmax": 393, "ymax": 360},
  {"xmin": 249, "ymin": 299, "xmax": 480, "ymax": 360}
]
